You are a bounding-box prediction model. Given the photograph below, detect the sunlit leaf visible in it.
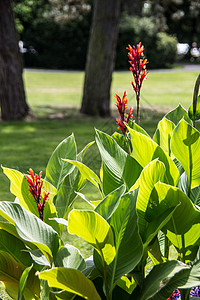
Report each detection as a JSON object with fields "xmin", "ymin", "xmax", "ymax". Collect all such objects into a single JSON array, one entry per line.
[
  {"xmin": 127, "ymin": 125, "xmax": 179, "ymax": 186},
  {"xmin": 95, "ymin": 185, "xmax": 126, "ymax": 221},
  {"xmin": 171, "ymin": 119, "xmax": 200, "ymax": 189},
  {"xmin": 153, "ymin": 117, "xmax": 175, "ymax": 157},
  {"xmin": 95, "ymin": 129, "xmax": 142, "ymax": 195},
  {"xmin": 152, "ymin": 182, "xmax": 200, "ymax": 259},
  {"xmin": 63, "ymin": 160, "xmax": 102, "ymax": 193},
  {"xmin": 0, "ymin": 251, "xmax": 40, "ymax": 300},
  {"xmin": 165, "ymin": 104, "xmax": 192, "ymax": 125},
  {"xmin": 130, "ymin": 159, "xmax": 166, "ymax": 244},
  {"xmin": 68, "ymin": 209, "xmax": 115, "ymax": 265},
  {"xmin": 39, "ymin": 267, "xmax": 101, "ymax": 300},
  {"xmin": 55, "ymin": 244, "xmax": 86, "ymax": 271},
  {"xmin": 0, "ymin": 202, "xmax": 59, "ymax": 263},
  {"xmin": 45, "ymin": 134, "xmax": 77, "ymax": 190},
  {"xmin": 2, "ymin": 166, "xmax": 23, "ymax": 200},
  {"xmin": 0, "ymin": 229, "xmax": 32, "ymax": 267}
]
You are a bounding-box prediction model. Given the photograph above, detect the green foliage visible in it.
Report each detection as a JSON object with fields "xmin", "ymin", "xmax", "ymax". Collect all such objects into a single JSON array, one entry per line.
[
  {"xmin": 1, "ymin": 75, "xmax": 200, "ymax": 299},
  {"xmin": 116, "ymin": 15, "xmax": 178, "ymax": 69}
]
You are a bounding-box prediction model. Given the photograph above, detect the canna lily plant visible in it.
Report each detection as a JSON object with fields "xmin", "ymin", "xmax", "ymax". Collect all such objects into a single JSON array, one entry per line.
[{"xmin": 0, "ymin": 56, "xmax": 200, "ymax": 299}]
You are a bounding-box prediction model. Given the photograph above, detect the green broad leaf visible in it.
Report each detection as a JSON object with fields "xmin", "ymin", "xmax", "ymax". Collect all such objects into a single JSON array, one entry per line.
[
  {"xmin": 45, "ymin": 134, "xmax": 77, "ymax": 190},
  {"xmin": 53, "ymin": 142, "xmax": 93, "ymax": 218},
  {"xmin": 55, "ymin": 244, "xmax": 86, "ymax": 271},
  {"xmin": 117, "ymin": 276, "xmax": 137, "ymax": 294},
  {"xmin": 0, "ymin": 229, "xmax": 32, "ymax": 267},
  {"xmin": 178, "ymin": 171, "xmax": 189, "ymax": 195},
  {"xmin": 54, "ymin": 170, "xmax": 86, "ymax": 218},
  {"xmin": 2, "ymin": 166, "xmax": 24, "ymax": 200},
  {"xmin": 165, "ymin": 104, "xmax": 192, "ymax": 125},
  {"xmin": 95, "ymin": 129, "xmax": 142, "ymax": 195},
  {"xmin": 152, "ymin": 182, "xmax": 200, "ymax": 258},
  {"xmin": 29, "ymin": 249, "xmax": 51, "ymax": 267},
  {"xmin": 171, "ymin": 118, "xmax": 200, "ymax": 189},
  {"xmin": 68, "ymin": 209, "xmax": 115, "ymax": 265},
  {"xmin": 112, "ymin": 132, "xmax": 129, "ymax": 152},
  {"xmin": 188, "ymin": 95, "xmax": 200, "ymax": 121},
  {"xmin": 130, "ymin": 160, "xmax": 167, "ymax": 244},
  {"xmin": 133, "ymin": 260, "xmax": 190, "ymax": 300},
  {"xmin": 191, "ymin": 186, "xmax": 200, "ymax": 205},
  {"xmin": 127, "ymin": 125, "xmax": 179, "ymax": 186},
  {"xmin": 153, "ymin": 117, "xmax": 175, "ymax": 157},
  {"xmin": 149, "ymin": 260, "xmax": 200, "ymax": 300},
  {"xmin": 0, "ymin": 251, "xmax": 40, "ymax": 300},
  {"xmin": 105, "ymin": 189, "xmax": 143, "ymax": 290},
  {"xmin": 95, "ymin": 185, "xmax": 126, "ymax": 221},
  {"xmin": 0, "ymin": 202, "xmax": 59, "ymax": 263},
  {"xmin": 63, "ymin": 159, "xmax": 102, "ymax": 194},
  {"xmin": 128, "ymin": 119, "xmax": 150, "ymax": 137},
  {"xmin": 18, "ymin": 264, "xmax": 33, "ymax": 300},
  {"xmin": 53, "ymin": 217, "xmax": 68, "ymax": 227},
  {"xmin": 77, "ymin": 141, "xmax": 95, "ymax": 162},
  {"xmin": 75, "ymin": 192, "xmax": 95, "ymax": 210},
  {"xmin": 39, "ymin": 267, "xmax": 101, "ymax": 300}
]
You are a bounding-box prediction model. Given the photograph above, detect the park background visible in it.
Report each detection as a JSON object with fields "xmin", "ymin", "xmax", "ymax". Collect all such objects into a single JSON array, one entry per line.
[{"xmin": 0, "ymin": 1, "xmax": 200, "ymax": 299}]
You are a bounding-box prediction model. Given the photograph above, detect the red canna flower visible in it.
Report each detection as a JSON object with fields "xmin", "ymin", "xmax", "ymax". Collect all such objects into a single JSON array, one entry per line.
[
  {"xmin": 127, "ymin": 42, "xmax": 148, "ymax": 124},
  {"xmin": 25, "ymin": 168, "xmax": 49, "ymax": 221},
  {"xmin": 115, "ymin": 91, "xmax": 133, "ymax": 135}
]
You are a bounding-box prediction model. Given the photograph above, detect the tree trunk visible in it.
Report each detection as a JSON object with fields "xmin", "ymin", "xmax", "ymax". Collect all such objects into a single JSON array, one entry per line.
[
  {"xmin": 0, "ymin": 0, "xmax": 29, "ymax": 121},
  {"xmin": 81, "ymin": 0, "xmax": 121, "ymax": 117}
]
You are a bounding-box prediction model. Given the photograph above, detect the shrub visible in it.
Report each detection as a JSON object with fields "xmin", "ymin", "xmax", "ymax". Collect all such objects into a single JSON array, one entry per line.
[{"xmin": 116, "ymin": 15, "xmax": 178, "ymax": 69}]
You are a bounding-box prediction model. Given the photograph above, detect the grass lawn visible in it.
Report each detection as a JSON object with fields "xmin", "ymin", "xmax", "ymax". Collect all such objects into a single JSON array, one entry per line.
[
  {"xmin": 0, "ymin": 68, "xmax": 199, "ymax": 299},
  {"xmin": 1, "ymin": 69, "xmax": 199, "ymax": 201}
]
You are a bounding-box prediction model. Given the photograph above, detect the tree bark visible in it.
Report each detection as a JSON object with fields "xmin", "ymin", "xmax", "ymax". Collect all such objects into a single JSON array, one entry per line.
[
  {"xmin": 0, "ymin": 0, "xmax": 29, "ymax": 121},
  {"xmin": 81, "ymin": 0, "xmax": 121, "ymax": 117}
]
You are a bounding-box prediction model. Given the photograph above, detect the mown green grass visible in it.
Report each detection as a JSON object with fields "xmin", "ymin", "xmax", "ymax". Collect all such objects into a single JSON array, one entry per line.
[{"xmin": 24, "ymin": 69, "xmax": 199, "ymax": 114}]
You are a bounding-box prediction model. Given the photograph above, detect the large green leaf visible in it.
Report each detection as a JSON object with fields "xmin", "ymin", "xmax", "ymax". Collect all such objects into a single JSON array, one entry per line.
[
  {"xmin": 39, "ymin": 267, "xmax": 101, "ymax": 300},
  {"xmin": 95, "ymin": 129, "xmax": 142, "ymax": 195},
  {"xmin": 0, "ymin": 202, "xmax": 59, "ymax": 263},
  {"xmin": 132, "ymin": 260, "xmax": 190, "ymax": 300},
  {"xmin": 152, "ymin": 183, "xmax": 200, "ymax": 259},
  {"xmin": 130, "ymin": 159, "xmax": 167, "ymax": 244},
  {"xmin": 165, "ymin": 104, "xmax": 192, "ymax": 125},
  {"xmin": 0, "ymin": 229, "xmax": 32, "ymax": 267},
  {"xmin": 45, "ymin": 134, "xmax": 77, "ymax": 190},
  {"xmin": 54, "ymin": 142, "xmax": 94, "ymax": 218},
  {"xmin": 68, "ymin": 209, "xmax": 115, "ymax": 265},
  {"xmin": 153, "ymin": 117, "xmax": 175, "ymax": 157},
  {"xmin": 0, "ymin": 251, "xmax": 40, "ymax": 300},
  {"xmin": 63, "ymin": 160, "xmax": 102, "ymax": 194},
  {"xmin": 18, "ymin": 265, "xmax": 33, "ymax": 300},
  {"xmin": 105, "ymin": 189, "xmax": 143, "ymax": 290},
  {"xmin": 95, "ymin": 185, "xmax": 126, "ymax": 221},
  {"xmin": 147, "ymin": 260, "xmax": 200, "ymax": 300},
  {"xmin": 54, "ymin": 167, "xmax": 86, "ymax": 218},
  {"xmin": 171, "ymin": 118, "xmax": 200, "ymax": 189},
  {"xmin": 2, "ymin": 166, "xmax": 24, "ymax": 200},
  {"xmin": 55, "ymin": 244, "xmax": 86, "ymax": 271},
  {"xmin": 127, "ymin": 125, "xmax": 179, "ymax": 186}
]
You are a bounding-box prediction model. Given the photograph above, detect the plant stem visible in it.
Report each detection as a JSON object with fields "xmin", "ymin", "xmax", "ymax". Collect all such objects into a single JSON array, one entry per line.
[
  {"xmin": 136, "ymin": 94, "xmax": 140, "ymax": 125},
  {"xmin": 102, "ymin": 259, "xmax": 111, "ymax": 300}
]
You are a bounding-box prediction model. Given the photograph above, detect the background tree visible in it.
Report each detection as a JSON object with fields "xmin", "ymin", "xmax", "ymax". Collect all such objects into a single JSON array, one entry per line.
[
  {"xmin": 81, "ymin": 0, "xmax": 121, "ymax": 116},
  {"xmin": 0, "ymin": 0, "xmax": 29, "ymax": 120}
]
